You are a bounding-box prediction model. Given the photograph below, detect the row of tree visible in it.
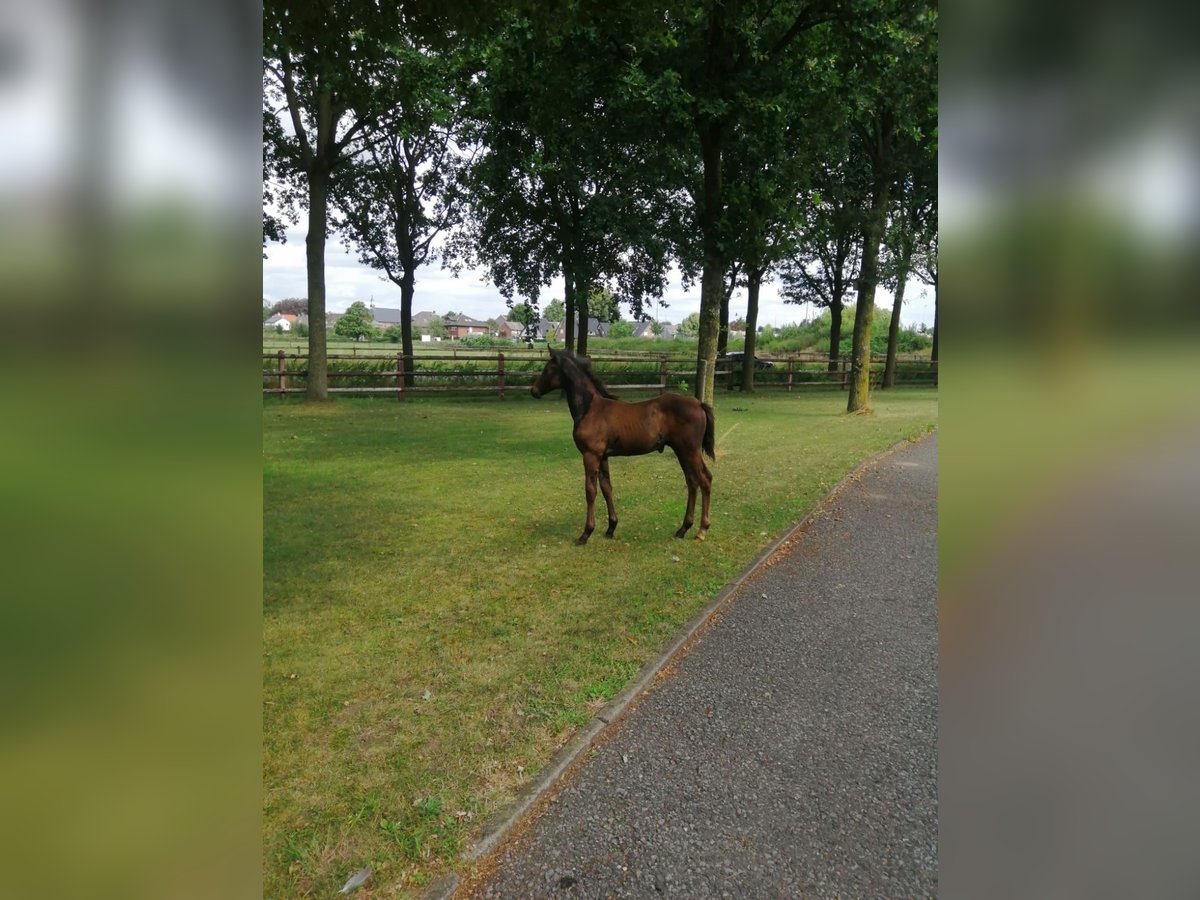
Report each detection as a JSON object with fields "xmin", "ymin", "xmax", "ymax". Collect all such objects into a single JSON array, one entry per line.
[{"xmin": 264, "ymin": 0, "xmax": 936, "ymax": 406}]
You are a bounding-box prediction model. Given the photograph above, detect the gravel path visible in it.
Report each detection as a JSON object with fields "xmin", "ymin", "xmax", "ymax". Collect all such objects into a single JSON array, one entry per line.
[{"xmin": 468, "ymin": 434, "xmax": 938, "ymax": 899}]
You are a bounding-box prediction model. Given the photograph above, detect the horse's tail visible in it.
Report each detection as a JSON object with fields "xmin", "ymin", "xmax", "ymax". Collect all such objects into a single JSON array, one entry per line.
[{"xmin": 702, "ymin": 403, "xmax": 716, "ymax": 460}]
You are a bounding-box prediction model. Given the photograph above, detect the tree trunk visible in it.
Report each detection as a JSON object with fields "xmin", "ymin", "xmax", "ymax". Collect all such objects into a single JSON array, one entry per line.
[
  {"xmin": 717, "ymin": 265, "xmax": 736, "ymax": 358},
  {"xmin": 562, "ymin": 256, "xmax": 575, "ymax": 352},
  {"xmin": 305, "ymin": 167, "xmax": 330, "ymax": 401},
  {"xmin": 930, "ymin": 275, "xmax": 938, "ymax": 364},
  {"xmin": 400, "ymin": 266, "xmax": 415, "ymax": 388},
  {"xmin": 575, "ymin": 273, "xmax": 589, "ymax": 356},
  {"xmin": 847, "ymin": 181, "xmax": 890, "ymax": 412},
  {"xmin": 882, "ymin": 269, "xmax": 908, "ymax": 389},
  {"xmin": 695, "ymin": 121, "xmax": 724, "ymax": 404},
  {"xmin": 741, "ymin": 268, "xmax": 764, "ymax": 393},
  {"xmin": 827, "ymin": 293, "xmax": 843, "ymax": 372}
]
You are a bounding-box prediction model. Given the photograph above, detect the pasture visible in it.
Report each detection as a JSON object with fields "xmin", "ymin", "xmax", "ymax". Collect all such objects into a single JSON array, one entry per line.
[{"xmin": 263, "ymin": 388, "xmax": 938, "ymax": 897}]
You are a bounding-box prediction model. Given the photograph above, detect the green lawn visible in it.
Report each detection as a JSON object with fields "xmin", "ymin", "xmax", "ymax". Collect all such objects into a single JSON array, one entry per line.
[{"xmin": 263, "ymin": 388, "xmax": 938, "ymax": 897}]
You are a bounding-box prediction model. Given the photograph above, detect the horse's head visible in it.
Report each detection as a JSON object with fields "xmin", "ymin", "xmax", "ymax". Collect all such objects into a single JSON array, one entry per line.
[{"xmin": 530, "ymin": 351, "xmax": 563, "ymax": 398}]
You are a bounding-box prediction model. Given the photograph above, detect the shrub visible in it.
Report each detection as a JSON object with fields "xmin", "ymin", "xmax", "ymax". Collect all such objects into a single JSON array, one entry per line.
[
  {"xmin": 459, "ymin": 334, "xmax": 503, "ymax": 349},
  {"xmin": 608, "ymin": 321, "xmax": 634, "ymax": 339}
]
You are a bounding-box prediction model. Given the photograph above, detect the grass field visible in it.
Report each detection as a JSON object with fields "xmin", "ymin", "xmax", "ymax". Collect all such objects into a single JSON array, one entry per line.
[{"xmin": 263, "ymin": 388, "xmax": 938, "ymax": 897}]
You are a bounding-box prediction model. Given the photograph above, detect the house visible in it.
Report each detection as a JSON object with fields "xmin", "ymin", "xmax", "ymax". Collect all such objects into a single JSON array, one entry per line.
[
  {"xmin": 444, "ymin": 314, "xmax": 491, "ymax": 339},
  {"xmin": 368, "ymin": 302, "xmax": 403, "ymax": 327},
  {"xmin": 500, "ymin": 319, "xmax": 557, "ymax": 342},
  {"xmin": 412, "ymin": 310, "xmax": 441, "ymax": 331},
  {"xmin": 632, "ymin": 321, "xmax": 676, "ymax": 340},
  {"xmin": 498, "ymin": 320, "xmax": 524, "ymax": 340},
  {"xmin": 264, "ymin": 313, "xmax": 298, "ymax": 331},
  {"xmin": 550, "ymin": 318, "xmax": 609, "ymax": 341}
]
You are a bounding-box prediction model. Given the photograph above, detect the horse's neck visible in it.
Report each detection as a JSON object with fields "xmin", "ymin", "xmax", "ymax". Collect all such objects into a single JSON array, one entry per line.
[{"xmin": 562, "ymin": 369, "xmax": 602, "ymax": 427}]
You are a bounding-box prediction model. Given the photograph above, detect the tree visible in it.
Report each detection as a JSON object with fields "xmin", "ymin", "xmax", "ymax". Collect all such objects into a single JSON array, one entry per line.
[
  {"xmin": 268, "ymin": 297, "xmax": 309, "ymax": 317},
  {"xmin": 916, "ymin": 229, "xmax": 937, "ymax": 369},
  {"xmin": 334, "ymin": 301, "xmax": 377, "ymax": 341},
  {"xmin": 719, "ymin": 49, "xmax": 847, "ymax": 393},
  {"xmin": 588, "ymin": 286, "xmax": 621, "ymax": 324},
  {"xmin": 842, "ymin": 0, "xmax": 937, "ymax": 412},
  {"xmin": 638, "ymin": 0, "xmax": 846, "ymax": 403},
  {"xmin": 543, "ymin": 298, "xmax": 565, "ymax": 322},
  {"xmin": 609, "ymin": 320, "xmax": 635, "ymax": 339},
  {"xmin": 427, "ymin": 316, "xmax": 448, "ymax": 341},
  {"xmin": 880, "ymin": 134, "xmax": 935, "ymax": 388},
  {"xmin": 779, "ymin": 157, "xmax": 867, "ymax": 372},
  {"xmin": 331, "ymin": 25, "xmax": 475, "ymax": 387},
  {"xmin": 678, "ymin": 312, "xmax": 702, "ymax": 338},
  {"xmin": 455, "ymin": 6, "xmax": 676, "ymax": 357},
  {"xmin": 264, "ymin": 0, "xmax": 405, "ymax": 400}
]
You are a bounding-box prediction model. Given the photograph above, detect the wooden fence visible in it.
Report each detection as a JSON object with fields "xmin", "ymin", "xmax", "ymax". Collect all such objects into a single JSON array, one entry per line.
[{"xmin": 262, "ymin": 349, "xmax": 937, "ymax": 399}]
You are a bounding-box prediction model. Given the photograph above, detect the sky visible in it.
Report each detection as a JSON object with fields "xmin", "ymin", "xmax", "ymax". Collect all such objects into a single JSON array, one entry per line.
[{"xmin": 262, "ymin": 225, "xmax": 937, "ymax": 330}]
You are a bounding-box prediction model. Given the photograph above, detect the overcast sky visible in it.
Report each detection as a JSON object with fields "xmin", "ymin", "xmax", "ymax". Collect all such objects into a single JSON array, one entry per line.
[{"xmin": 262, "ymin": 226, "xmax": 937, "ymax": 330}]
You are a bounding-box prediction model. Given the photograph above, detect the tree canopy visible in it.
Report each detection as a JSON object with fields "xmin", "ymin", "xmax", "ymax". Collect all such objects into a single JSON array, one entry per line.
[
  {"xmin": 264, "ymin": 0, "xmax": 936, "ymax": 395},
  {"xmin": 333, "ymin": 301, "xmax": 377, "ymax": 341}
]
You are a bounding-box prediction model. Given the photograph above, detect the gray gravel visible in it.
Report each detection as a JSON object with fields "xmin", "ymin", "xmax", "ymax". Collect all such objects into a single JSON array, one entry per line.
[{"xmin": 471, "ymin": 434, "xmax": 938, "ymax": 899}]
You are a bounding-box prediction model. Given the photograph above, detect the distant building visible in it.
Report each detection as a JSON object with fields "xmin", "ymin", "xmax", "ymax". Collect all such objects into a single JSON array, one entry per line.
[
  {"xmin": 264, "ymin": 313, "xmax": 298, "ymax": 331},
  {"xmin": 444, "ymin": 314, "xmax": 491, "ymax": 339},
  {"xmin": 632, "ymin": 321, "xmax": 676, "ymax": 340},
  {"xmin": 412, "ymin": 311, "xmax": 441, "ymax": 331},
  {"xmin": 500, "ymin": 319, "xmax": 556, "ymax": 342},
  {"xmin": 368, "ymin": 301, "xmax": 403, "ymax": 327},
  {"xmin": 550, "ymin": 318, "xmax": 610, "ymax": 342}
]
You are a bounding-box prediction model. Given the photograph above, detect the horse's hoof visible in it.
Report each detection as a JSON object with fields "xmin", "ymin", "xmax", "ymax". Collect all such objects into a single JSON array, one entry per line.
[
  {"xmin": 576, "ymin": 535, "xmax": 590, "ymax": 546},
  {"xmin": 694, "ymin": 531, "xmax": 707, "ymax": 542},
  {"xmin": 604, "ymin": 531, "xmax": 615, "ymax": 539},
  {"xmin": 674, "ymin": 529, "xmax": 689, "ymax": 539}
]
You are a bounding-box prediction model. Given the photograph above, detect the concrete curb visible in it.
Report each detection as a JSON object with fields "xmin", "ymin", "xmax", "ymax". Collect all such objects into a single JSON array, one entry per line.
[{"xmin": 423, "ymin": 429, "xmax": 935, "ymax": 900}]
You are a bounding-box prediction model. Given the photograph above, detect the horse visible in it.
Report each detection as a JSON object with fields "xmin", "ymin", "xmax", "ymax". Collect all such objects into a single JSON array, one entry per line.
[{"xmin": 530, "ymin": 348, "xmax": 715, "ymax": 544}]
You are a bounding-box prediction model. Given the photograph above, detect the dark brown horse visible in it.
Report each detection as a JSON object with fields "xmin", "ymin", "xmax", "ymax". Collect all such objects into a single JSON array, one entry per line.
[{"xmin": 530, "ymin": 349, "xmax": 715, "ymax": 544}]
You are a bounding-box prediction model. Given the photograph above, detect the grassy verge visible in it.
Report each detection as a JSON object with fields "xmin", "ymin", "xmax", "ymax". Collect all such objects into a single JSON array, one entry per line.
[{"xmin": 264, "ymin": 388, "xmax": 938, "ymax": 897}]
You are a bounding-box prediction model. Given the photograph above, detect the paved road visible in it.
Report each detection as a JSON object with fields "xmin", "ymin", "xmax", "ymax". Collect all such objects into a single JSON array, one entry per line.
[{"xmin": 469, "ymin": 434, "xmax": 938, "ymax": 899}]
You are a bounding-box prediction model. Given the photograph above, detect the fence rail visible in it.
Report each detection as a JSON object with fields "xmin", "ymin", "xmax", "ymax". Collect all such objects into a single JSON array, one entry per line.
[{"xmin": 262, "ymin": 349, "xmax": 937, "ymax": 399}]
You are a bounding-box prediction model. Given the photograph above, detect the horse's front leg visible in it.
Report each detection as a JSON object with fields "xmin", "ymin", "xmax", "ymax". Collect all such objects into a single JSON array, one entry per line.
[
  {"xmin": 599, "ymin": 458, "xmax": 618, "ymax": 538},
  {"xmin": 577, "ymin": 453, "xmax": 601, "ymax": 545}
]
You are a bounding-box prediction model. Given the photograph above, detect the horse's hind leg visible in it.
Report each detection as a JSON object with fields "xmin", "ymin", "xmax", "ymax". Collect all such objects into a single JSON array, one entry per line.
[
  {"xmin": 673, "ymin": 448, "xmax": 698, "ymax": 539},
  {"xmin": 577, "ymin": 453, "xmax": 600, "ymax": 545},
  {"xmin": 599, "ymin": 458, "xmax": 618, "ymax": 538},
  {"xmin": 695, "ymin": 454, "xmax": 713, "ymax": 540}
]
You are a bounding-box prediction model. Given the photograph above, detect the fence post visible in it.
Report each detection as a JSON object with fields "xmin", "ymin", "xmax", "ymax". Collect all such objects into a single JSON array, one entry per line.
[
  {"xmin": 277, "ymin": 349, "xmax": 286, "ymax": 397},
  {"xmin": 498, "ymin": 351, "xmax": 505, "ymax": 400},
  {"xmin": 397, "ymin": 353, "xmax": 405, "ymax": 402},
  {"xmin": 787, "ymin": 356, "xmax": 794, "ymax": 392},
  {"xmin": 727, "ymin": 355, "xmax": 735, "ymax": 391},
  {"xmin": 840, "ymin": 354, "xmax": 848, "ymax": 390},
  {"xmin": 659, "ymin": 356, "xmax": 668, "ymax": 395}
]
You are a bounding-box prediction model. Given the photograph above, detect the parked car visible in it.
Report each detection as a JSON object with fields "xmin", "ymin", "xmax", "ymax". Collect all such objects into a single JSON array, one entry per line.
[{"xmin": 725, "ymin": 351, "xmax": 775, "ymax": 369}]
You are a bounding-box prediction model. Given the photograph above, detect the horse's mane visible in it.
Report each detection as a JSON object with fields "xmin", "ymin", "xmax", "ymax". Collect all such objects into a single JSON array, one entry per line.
[{"xmin": 558, "ymin": 352, "xmax": 618, "ymax": 399}]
